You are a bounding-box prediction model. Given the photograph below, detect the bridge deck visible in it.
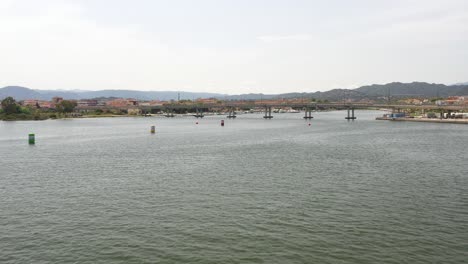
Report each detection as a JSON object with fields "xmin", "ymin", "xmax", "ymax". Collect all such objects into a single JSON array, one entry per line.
[{"xmin": 77, "ymin": 103, "xmax": 468, "ymax": 112}]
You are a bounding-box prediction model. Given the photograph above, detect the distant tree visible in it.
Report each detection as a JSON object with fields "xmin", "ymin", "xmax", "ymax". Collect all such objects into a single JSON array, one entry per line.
[
  {"xmin": 56, "ymin": 100, "xmax": 77, "ymax": 113},
  {"xmin": 19, "ymin": 106, "xmax": 31, "ymax": 115},
  {"xmin": 1, "ymin": 97, "xmax": 20, "ymax": 115}
]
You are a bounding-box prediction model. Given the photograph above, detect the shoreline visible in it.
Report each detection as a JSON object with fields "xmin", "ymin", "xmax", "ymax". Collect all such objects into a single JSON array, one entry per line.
[{"xmin": 376, "ymin": 117, "xmax": 468, "ymax": 124}]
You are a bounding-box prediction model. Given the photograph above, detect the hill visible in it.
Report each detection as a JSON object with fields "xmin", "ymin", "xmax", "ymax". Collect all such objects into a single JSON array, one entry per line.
[
  {"xmin": 0, "ymin": 86, "xmax": 43, "ymax": 100},
  {"xmin": 224, "ymin": 82, "xmax": 468, "ymax": 101},
  {"xmin": 0, "ymin": 86, "xmax": 225, "ymax": 101},
  {"xmin": 453, "ymin": 82, "xmax": 468, "ymax": 86},
  {"xmin": 1, "ymin": 82, "xmax": 468, "ymax": 102},
  {"xmin": 354, "ymin": 82, "xmax": 468, "ymax": 98}
]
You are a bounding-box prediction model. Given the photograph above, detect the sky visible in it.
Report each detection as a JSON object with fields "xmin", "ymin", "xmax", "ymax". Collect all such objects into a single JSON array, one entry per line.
[{"xmin": 1, "ymin": 0, "xmax": 467, "ymax": 94}]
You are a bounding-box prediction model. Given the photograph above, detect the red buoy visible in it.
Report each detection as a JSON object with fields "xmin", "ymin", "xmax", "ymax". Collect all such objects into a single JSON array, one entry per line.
[{"xmin": 221, "ymin": 120, "xmax": 225, "ymax": 126}]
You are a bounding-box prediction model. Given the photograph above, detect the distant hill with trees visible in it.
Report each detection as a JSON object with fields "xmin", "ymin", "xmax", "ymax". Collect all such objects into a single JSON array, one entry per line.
[
  {"xmin": 0, "ymin": 86, "xmax": 225, "ymax": 101},
  {"xmin": 1, "ymin": 82, "xmax": 468, "ymax": 102}
]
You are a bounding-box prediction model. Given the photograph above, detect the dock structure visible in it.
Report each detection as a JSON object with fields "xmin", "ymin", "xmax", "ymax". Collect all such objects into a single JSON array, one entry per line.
[
  {"xmin": 376, "ymin": 117, "xmax": 468, "ymax": 124},
  {"xmin": 345, "ymin": 107, "xmax": 356, "ymax": 120},
  {"xmin": 303, "ymin": 107, "xmax": 314, "ymax": 119},
  {"xmin": 227, "ymin": 107, "xmax": 237, "ymax": 118},
  {"xmin": 263, "ymin": 106, "xmax": 273, "ymax": 119}
]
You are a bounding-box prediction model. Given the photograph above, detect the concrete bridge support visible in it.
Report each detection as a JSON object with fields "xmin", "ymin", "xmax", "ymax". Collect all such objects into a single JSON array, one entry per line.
[
  {"xmin": 227, "ymin": 107, "xmax": 236, "ymax": 118},
  {"xmin": 303, "ymin": 107, "xmax": 314, "ymax": 119},
  {"xmin": 227, "ymin": 107, "xmax": 237, "ymax": 118},
  {"xmin": 194, "ymin": 108, "xmax": 204, "ymax": 118},
  {"xmin": 141, "ymin": 109, "xmax": 151, "ymax": 117},
  {"xmin": 165, "ymin": 108, "xmax": 175, "ymax": 117},
  {"xmin": 345, "ymin": 107, "xmax": 357, "ymax": 120},
  {"xmin": 263, "ymin": 106, "xmax": 273, "ymax": 119}
]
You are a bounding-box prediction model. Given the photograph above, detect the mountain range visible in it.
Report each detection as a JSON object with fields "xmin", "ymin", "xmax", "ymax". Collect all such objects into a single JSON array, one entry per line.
[
  {"xmin": 0, "ymin": 87, "xmax": 224, "ymax": 101},
  {"xmin": 1, "ymin": 82, "xmax": 468, "ymax": 102}
]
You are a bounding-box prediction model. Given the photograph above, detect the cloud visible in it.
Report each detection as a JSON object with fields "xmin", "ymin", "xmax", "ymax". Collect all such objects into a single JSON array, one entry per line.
[
  {"xmin": 257, "ymin": 34, "xmax": 312, "ymax": 42},
  {"xmin": 0, "ymin": 1, "xmax": 175, "ymax": 90},
  {"xmin": 1, "ymin": 0, "xmax": 467, "ymax": 94}
]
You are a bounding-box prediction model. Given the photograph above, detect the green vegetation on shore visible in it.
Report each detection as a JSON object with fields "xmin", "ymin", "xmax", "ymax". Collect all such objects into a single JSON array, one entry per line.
[
  {"xmin": 0, "ymin": 96, "xmax": 132, "ymax": 121},
  {"xmin": 0, "ymin": 97, "xmax": 77, "ymax": 121}
]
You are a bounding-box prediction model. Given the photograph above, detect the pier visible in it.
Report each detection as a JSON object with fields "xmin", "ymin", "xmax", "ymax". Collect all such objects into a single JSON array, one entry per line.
[{"xmin": 376, "ymin": 117, "xmax": 468, "ymax": 124}]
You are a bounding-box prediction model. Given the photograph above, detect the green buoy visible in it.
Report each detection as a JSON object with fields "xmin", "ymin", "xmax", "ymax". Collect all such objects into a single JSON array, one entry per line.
[{"xmin": 29, "ymin": 133, "xmax": 35, "ymax": 145}]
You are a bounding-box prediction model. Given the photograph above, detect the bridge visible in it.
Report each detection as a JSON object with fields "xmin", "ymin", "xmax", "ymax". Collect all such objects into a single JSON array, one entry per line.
[{"xmin": 76, "ymin": 102, "xmax": 468, "ymax": 120}]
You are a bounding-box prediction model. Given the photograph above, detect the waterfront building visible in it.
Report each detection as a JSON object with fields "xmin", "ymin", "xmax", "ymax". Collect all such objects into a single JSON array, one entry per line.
[
  {"xmin": 106, "ymin": 98, "xmax": 139, "ymax": 107},
  {"xmin": 77, "ymin": 100, "xmax": 98, "ymax": 107}
]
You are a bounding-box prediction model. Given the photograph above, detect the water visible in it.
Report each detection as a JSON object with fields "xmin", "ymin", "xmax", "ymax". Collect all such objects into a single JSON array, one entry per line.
[{"xmin": 1, "ymin": 111, "xmax": 467, "ymax": 263}]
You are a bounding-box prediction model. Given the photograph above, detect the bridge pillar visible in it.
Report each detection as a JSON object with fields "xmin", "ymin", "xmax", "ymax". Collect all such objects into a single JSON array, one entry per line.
[
  {"xmin": 345, "ymin": 107, "xmax": 357, "ymax": 121},
  {"xmin": 264, "ymin": 106, "xmax": 273, "ymax": 119},
  {"xmin": 165, "ymin": 108, "xmax": 175, "ymax": 117},
  {"xmin": 303, "ymin": 107, "xmax": 314, "ymax": 119},
  {"xmin": 194, "ymin": 108, "xmax": 204, "ymax": 118},
  {"xmin": 227, "ymin": 107, "xmax": 236, "ymax": 118}
]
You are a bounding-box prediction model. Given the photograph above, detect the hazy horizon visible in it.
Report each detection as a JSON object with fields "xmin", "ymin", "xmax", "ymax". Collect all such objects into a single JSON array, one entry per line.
[
  {"xmin": 2, "ymin": 80, "xmax": 466, "ymax": 97},
  {"xmin": 1, "ymin": 0, "xmax": 467, "ymax": 94}
]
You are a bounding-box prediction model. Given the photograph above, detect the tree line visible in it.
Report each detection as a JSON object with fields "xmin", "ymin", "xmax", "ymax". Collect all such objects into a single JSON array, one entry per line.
[{"xmin": 0, "ymin": 97, "xmax": 77, "ymax": 120}]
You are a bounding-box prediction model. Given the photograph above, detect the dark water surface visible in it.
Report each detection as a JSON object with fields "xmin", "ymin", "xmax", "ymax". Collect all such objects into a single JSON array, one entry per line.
[{"xmin": 1, "ymin": 111, "xmax": 467, "ymax": 263}]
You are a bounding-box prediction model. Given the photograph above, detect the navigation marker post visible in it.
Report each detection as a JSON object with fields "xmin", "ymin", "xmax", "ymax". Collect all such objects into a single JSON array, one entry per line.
[{"xmin": 29, "ymin": 133, "xmax": 35, "ymax": 145}]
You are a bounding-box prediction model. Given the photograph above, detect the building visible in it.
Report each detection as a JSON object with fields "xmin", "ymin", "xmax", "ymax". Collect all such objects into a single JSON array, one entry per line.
[
  {"xmin": 22, "ymin": 99, "xmax": 55, "ymax": 109},
  {"xmin": 195, "ymin": 98, "xmax": 219, "ymax": 104},
  {"xmin": 22, "ymin": 99, "xmax": 40, "ymax": 108},
  {"xmin": 106, "ymin": 98, "xmax": 139, "ymax": 107},
  {"xmin": 77, "ymin": 100, "xmax": 98, "ymax": 107},
  {"xmin": 52, "ymin": 97, "xmax": 63, "ymax": 104}
]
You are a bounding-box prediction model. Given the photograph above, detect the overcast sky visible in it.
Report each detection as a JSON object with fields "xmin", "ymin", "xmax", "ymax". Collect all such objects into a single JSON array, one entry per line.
[{"xmin": 1, "ymin": 0, "xmax": 467, "ymax": 94}]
